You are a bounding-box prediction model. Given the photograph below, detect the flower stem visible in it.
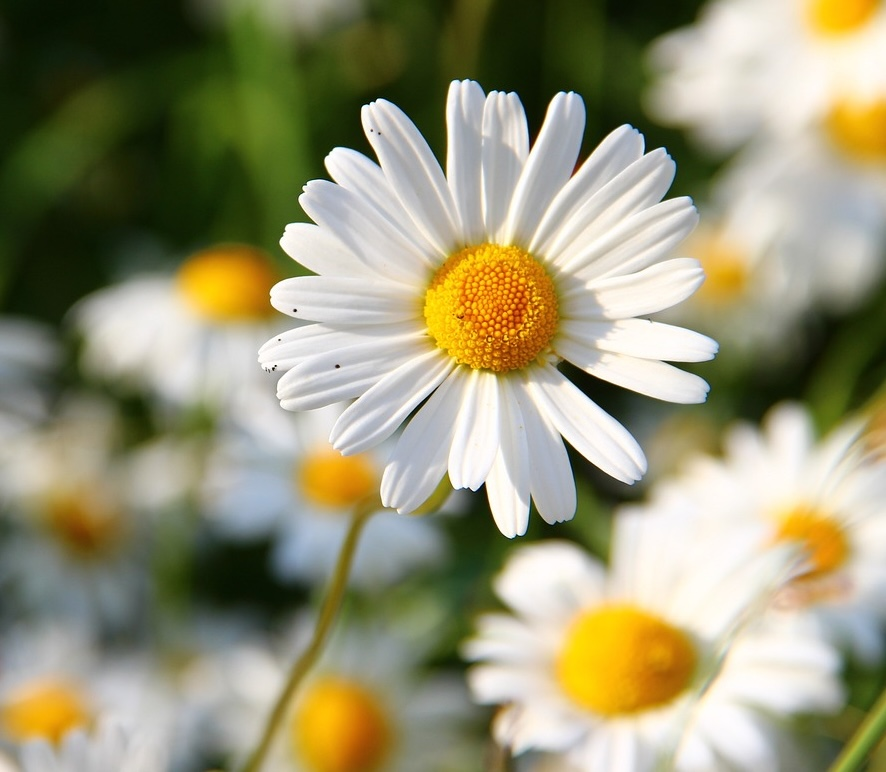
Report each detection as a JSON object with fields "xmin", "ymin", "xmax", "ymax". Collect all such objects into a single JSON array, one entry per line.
[
  {"xmin": 239, "ymin": 503, "xmax": 374, "ymax": 772},
  {"xmin": 829, "ymin": 685, "xmax": 886, "ymax": 772}
]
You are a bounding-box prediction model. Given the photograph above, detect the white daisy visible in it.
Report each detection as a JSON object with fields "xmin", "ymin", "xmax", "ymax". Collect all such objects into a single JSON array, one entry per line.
[
  {"xmin": 199, "ymin": 402, "xmax": 449, "ymax": 589},
  {"xmin": 0, "ymin": 395, "xmax": 151, "ymax": 630},
  {"xmin": 71, "ymin": 243, "xmax": 285, "ymax": 427},
  {"xmin": 645, "ymin": 0, "xmax": 886, "ymax": 153},
  {"xmin": 651, "ymin": 402, "xmax": 886, "ymax": 665},
  {"xmin": 188, "ymin": 617, "xmax": 479, "ymax": 771},
  {"xmin": 463, "ymin": 516, "xmax": 841, "ymax": 771},
  {"xmin": 18, "ymin": 719, "xmax": 168, "ymax": 772},
  {"xmin": 260, "ymin": 79, "xmax": 717, "ymax": 537}
]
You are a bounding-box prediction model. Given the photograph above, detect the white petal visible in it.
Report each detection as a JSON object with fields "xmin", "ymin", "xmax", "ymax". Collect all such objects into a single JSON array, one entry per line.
[
  {"xmin": 270, "ymin": 276, "xmax": 417, "ymax": 324},
  {"xmin": 300, "ymin": 179, "xmax": 434, "ymax": 282},
  {"xmin": 548, "ymin": 148, "xmax": 677, "ymax": 267},
  {"xmin": 280, "ymin": 222, "xmax": 375, "ymax": 278},
  {"xmin": 482, "ymin": 91, "xmax": 530, "ymax": 243},
  {"xmin": 502, "ymin": 91, "xmax": 586, "ymax": 246},
  {"xmin": 568, "ymin": 197, "xmax": 699, "ymax": 281},
  {"xmin": 557, "ymin": 338, "xmax": 712, "ymax": 403},
  {"xmin": 524, "ymin": 364, "xmax": 646, "ymax": 483},
  {"xmin": 277, "ymin": 334, "xmax": 429, "ymax": 410},
  {"xmin": 362, "ymin": 99, "xmax": 460, "ymax": 255},
  {"xmin": 331, "ymin": 348, "xmax": 455, "ymax": 454},
  {"xmin": 561, "ymin": 257, "xmax": 706, "ymax": 320},
  {"xmin": 561, "ymin": 318, "xmax": 718, "ymax": 362},
  {"xmin": 446, "ymin": 79, "xmax": 487, "ymax": 245},
  {"xmin": 448, "ymin": 369, "xmax": 502, "ymax": 491},
  {"xmin": 510, "ymin": 378, "xmax": 577, "ymax": 523},
  {"xmin": 485, "ymin": 384, "xmax": 531, "ymax": 538},
  {"xmin": 324, "ymin": 147, "xmax": 439, "ymax": 257},
  {"xmin": 381, "ymin": 371, "xmax": 462, "ymax": 513},
  {"xmin": 530, "ymin": 124, "xmax": 646, "ymax": 255}
]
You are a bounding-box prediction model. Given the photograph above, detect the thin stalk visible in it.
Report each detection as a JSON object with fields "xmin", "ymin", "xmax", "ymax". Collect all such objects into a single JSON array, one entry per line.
[
  {"xmin": 829, "ymin": 685, "xmax": 886, "ymax": 772},
  {"xmin": 239, "ymin": 503, "xmax": 374, "ymax": 772}
]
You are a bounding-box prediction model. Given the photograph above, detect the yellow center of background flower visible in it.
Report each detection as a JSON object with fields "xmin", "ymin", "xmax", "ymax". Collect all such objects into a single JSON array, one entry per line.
[
  {"xmin": 774, "ymin": 505, "xmax": 849, "ymax": 578},
  {"xmin": 176, "ymin": 244, "xmax": 280, "ymax": 322},
  {"xmin": 825, "ymin": 98, "xmax": 886, "ymax": 162},
  {"xmin": 44, "ymin": 491, "xmax": 124, "ymax": 557},
  {"xmin": 807, "ymin": 0, "xmax": 879, "ymax": 34},
  {"xmin": 556, "ymin": 604, "xmax": 697, "ymax": 716},
  {"xmin": 423, "ymin": 243, "xmax": 559, "ymax": 372},
  {"xmin": 694, "ymin": 235, "xmax": 749, "ymax": 305},
  {"xmin": 291, "ymin": 677, "xmax": 392, "ymax": 772},
  {"xmin": 0, "ymin": 679, "xmax": 91, "ymax": 744},
  {"xmin": 297, "ymin": 448, "xmax": 377, "ymax": 509}
]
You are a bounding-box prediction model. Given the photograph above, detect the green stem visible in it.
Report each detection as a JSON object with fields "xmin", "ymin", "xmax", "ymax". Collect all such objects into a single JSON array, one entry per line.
[
  {"xmin": 829, "ymin": 685, "xmax": 886, "ymax": 772},
  {"xmin": 239, "ymin": 503, "xmax": 375, "ymax": 772}
]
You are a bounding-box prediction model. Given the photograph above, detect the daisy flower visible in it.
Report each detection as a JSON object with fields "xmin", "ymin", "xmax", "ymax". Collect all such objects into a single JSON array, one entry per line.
[
  {"xmin": 651, "ymin": 402, "xmax": 886, "ymax": 665},
  {"xmin": 0, "ymin": 395, "xmax": 151, "ymax": 630},
  {"xmin": 645, "ymin": 0, "xmax": 886, "ymax": 154},
  {"xmin": 199, "ymin": 402, "xmax": 448, "ymax": 589},
  {"xmin": 71, "ymin": 243, "xmax": 284, "ymax": 427},
  {"xmin": 188, "ymin": 617, "xmax": 479, "ymax": 771},
  {"xmin": 260, "ymin": 79, "xmax": 717, "ymax": 537},
  {"xmin": 18, "ymin": 719, "xmax": 168, "ymax": 772},
  {"xmin": 463, "ymin": 515, "xmax": 842, "ymax": 771}
]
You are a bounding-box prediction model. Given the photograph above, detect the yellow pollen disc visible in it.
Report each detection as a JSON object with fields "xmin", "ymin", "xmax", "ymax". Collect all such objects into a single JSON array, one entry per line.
[
  {"xmin": 774, "ymin": 505, "xmax": 849, "ymax": 579},
  {"xmin": 296, "ymin": 448, "xmax": 378, "ymax": 510},
  {"xmin": 693, "ymin": 233, "xmax": 749, "ymax": 304},
  {"xmin": 0, "ymin": 679, "xmax": 91, "ymax": 744},
  {"xmin": 423, "ymin": 243, "xmax": 559, "ymax": 372},
  {"xmin": 176, "ymin": 244, "xmax": 280, "ymax": 322},
  {"xmin": 807, "ymin": 0, "xmax": 879, "ymax": 35},
  {"xmin": 556, "ymin": 604, "xmax": 697, "ymax": 716},
  {"xmin": 44, "ymin": 491, "xmax": 123, "ymax": 557},
  {"xmin": 825, "ymin": 98, "xmax": 886, "ymax": 163},
  {"xmin": 292, "ymin": 677, "xmax": 392, "ymax": 772}
]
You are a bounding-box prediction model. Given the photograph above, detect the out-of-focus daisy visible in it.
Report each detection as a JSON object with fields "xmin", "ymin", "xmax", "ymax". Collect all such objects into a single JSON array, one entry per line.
[
  {"xmin": 0, "ymin": 395, "xmax": 150, "ymax": 629},
  {"xmin": 72, "ymin": 243, "xmax": 284, "ymax": 427},
  {"xmin": 463, "ymin": 517, "xmax": 841, "ymax": 771},
  {"xmin": 645, "ymin": 0, "xmax": 886, "ymax": 153},
  {"xmin": 661, "ymin": 146, "xmax": 886, "ymax": 354},
  {"xmin": 0, "ymin": 624, "xmax": 180, "ymax": 759},
  {"xmin": 18, "ymin": 719, "xmax": 168, "ymax": 772},
  {"xmin": 187, "ymin": 617, "xmax": 479, "ymax": 770},
  {"xmin": 0, "ymin": 317, "xmax": 59, "ymax": 450},
  {"xmin": 200, "ymin": 402, "xmax": 448, "ymax": 589},
  {"xmin": 652, "ymin": 402, "xmax": 886, "ymax": 665},
  {"xmin": 188, "ymin": 0, "xmax": 363, "ymax": 39},
  {"xmin": 260, "ymin": 78, "xmax": 717, "ymax": 537}
]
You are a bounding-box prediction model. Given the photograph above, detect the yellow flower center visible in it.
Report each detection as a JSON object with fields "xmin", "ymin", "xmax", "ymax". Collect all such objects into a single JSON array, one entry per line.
[
  {"xmin": 0, "ymin": 679, "xmax": 91, "ymax": 744},
  {"xmin": 176, "ymin": 244, "xmax": 280, "ymax": 322},
  {"xmin": 807, "ymin": 0, "xmax": 879, "ymax": 35},
  {"xmin": 556, "ymin": 604, "xmax": 697, "ymax": 716},
  {"xmin": 291, "ymin": 677, "xmax": 393, "ymax": 772},
  {"xmin": 296, "ymin": 448, "xmax": 378, "ymax": 510},
  {"xmin": 825, "ymin": 98, "xmax": 886, "ymax": 163},
  {"xmin": 44, "ymin": 491, "xmax": 124, "ymax": 557},
  {"xmin": 693, "ymin": 234, "xmax": 749, "ymax": 305},
  {"xmin": 423, "ymin": 243, "xmax": 559, "ymax": 372},
  {"xmin": 774, "ymin": 505, "xmax": 849, "ymax": 579}
]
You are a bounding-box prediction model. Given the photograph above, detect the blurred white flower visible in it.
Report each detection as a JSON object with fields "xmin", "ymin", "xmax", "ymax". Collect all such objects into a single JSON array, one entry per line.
[
  {"xmin": 646, "ymin": 0, "xmax": 886, "ymax": 153},
  {"xmin": 186, "ymin": 616, "xmax": 479, "ymax": 770},
  {"xmin": 18, "ymin": 719, "xmax": 168, "ymax": 772},
  {"xmin": 70, "ymin": 243, "xmax": 285, "ymax": 429},
  {"xmin": 649, "ymin": 402, "xmax": 886, "ymax": 665},
  {"xmin": 200, "ymin": 402, "xmax": 449, "ymax": 590},
  {"xmin": 463, "ymin": 510, "xmax": 834, "ymax": 771},
  {"xmin": 0, "ymin": 317, "xmax": 59, "ymax": 449},
  {"xmin": 189, "ymin": 0, "xmax": 364, "ymax": 39},
  {"xmin": 0, "ymin": 395, "xmax": 151, "ymax": 630}
]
